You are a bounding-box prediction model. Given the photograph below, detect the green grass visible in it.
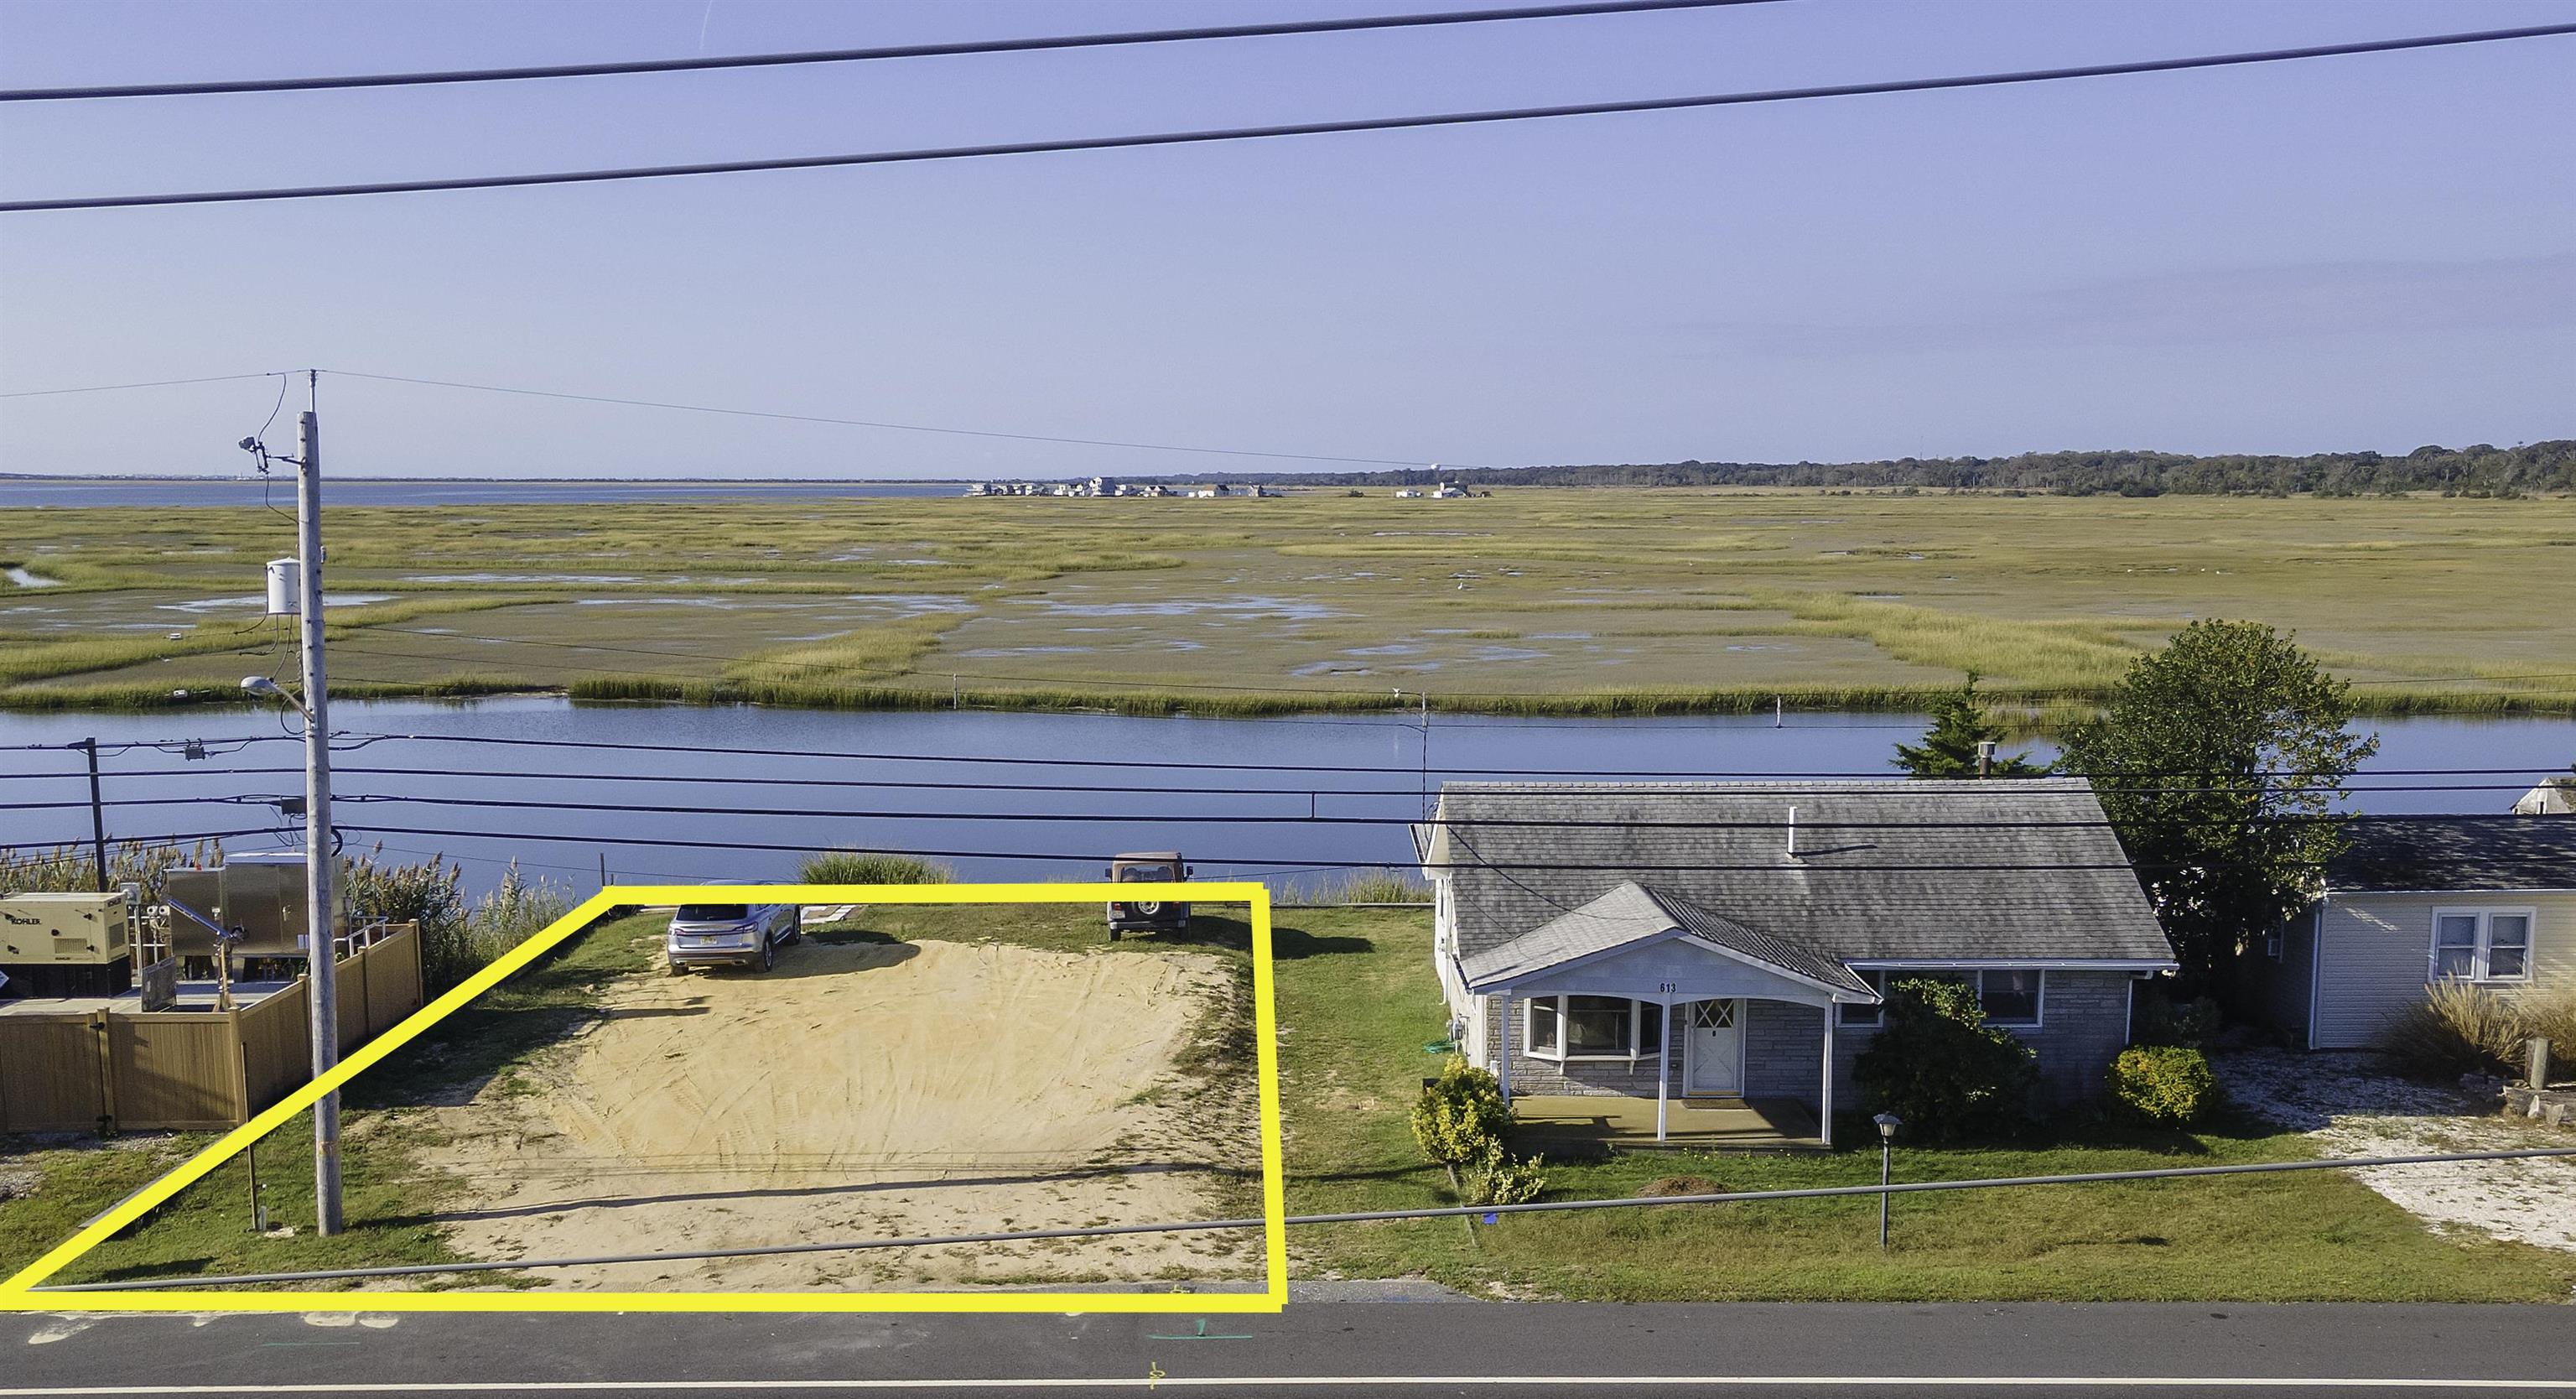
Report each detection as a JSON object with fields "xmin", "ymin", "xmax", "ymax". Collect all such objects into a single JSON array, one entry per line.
[
  {"xmin": 10, "ymin": 904, "xmax": 2573, "ymax": 1300},
  {"xmin": 6, "ymin": 490, "xmax": 2575, "ymax": 715}
]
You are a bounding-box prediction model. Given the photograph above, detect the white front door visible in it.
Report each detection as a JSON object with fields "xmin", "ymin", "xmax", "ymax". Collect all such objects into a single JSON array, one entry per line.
[{"xmin": 1683, "ymin": 998, "xmax": 1744, "ymax": 1095}]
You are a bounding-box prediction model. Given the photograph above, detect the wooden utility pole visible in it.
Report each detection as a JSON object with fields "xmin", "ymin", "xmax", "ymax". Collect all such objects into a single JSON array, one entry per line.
[
  {"xmin": 293, "ymin": 376, "xmax": 345, "ymax": 1236},
  {"xmin": 78, "ymin": 737, "xmax": 107, "ymax": 891}
]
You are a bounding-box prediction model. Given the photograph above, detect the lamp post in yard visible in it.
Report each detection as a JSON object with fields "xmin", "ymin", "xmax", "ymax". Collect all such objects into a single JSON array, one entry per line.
[{"xmin": 1874, "ymin": 1111, "xmax": 1903, "ymax": 1250}]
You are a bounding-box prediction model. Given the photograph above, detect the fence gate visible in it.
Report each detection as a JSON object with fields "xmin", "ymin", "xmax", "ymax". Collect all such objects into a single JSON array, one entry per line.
[{"xmin": 0, "ymin": 1012, "xmax": 112, "ymax": 1133}]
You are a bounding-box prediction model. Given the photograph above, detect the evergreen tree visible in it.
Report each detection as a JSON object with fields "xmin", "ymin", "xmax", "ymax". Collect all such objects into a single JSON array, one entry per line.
[{"xmin": 1894, "ymin": 673, "xmax": 2044, "ymax": 778}]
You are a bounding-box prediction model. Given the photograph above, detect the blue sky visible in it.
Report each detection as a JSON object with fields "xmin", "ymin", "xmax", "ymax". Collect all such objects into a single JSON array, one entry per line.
[{"xmin": 2, "ymin": 0, "xmax": 2570, "ymax": 480}]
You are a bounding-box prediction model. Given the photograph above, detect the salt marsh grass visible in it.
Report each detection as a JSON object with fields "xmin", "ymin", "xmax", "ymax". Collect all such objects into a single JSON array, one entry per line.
[{"xmin": 7, "ymin": 490, "xmax": 2572, "ymax": 717}]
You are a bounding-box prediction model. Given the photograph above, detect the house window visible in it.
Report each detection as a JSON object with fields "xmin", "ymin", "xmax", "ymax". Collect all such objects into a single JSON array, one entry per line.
[
  {"xmin": 1521, "ymin": 995, "xmax": 1664, "ymax": 1061},
  {"xmin": 1840, "ymin": 970, "xmax": 1888, "ymax": 1026},
  {"xmin": 2430, "ymin": 909, "xmax": 2536, "ymax": 983},
  {"xmin": 1843, "ymin": 970, "xmax": 2046, "ymax": 1028},
  {"xmin": 1977, "ymin": 969, "xmax": 2043, "ymax": 1027}
]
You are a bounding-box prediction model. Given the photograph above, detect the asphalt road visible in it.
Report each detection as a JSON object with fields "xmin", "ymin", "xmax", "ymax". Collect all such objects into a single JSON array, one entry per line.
[{"xmin": 3, "ymin": 1300, "xmax": 2573, "ymax": 1395}]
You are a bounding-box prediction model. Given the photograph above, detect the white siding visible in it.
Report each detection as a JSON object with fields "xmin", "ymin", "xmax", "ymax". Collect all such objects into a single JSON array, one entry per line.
[{"xmin": 2314, "ymin": 890, "xmax": 2576, "ymax": 1049}]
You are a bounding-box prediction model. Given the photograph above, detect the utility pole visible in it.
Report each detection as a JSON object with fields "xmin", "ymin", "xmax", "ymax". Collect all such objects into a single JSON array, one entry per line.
[
  {"xmin": 293, "ymin": 375, "xmax": 345, "ymax": 1236},
  {"xmin": 77, "ymin": 737, "xmax": 107, "ymax": 892}
]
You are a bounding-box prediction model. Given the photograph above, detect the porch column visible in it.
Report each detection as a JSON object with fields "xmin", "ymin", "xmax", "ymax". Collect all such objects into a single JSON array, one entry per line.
[
  {"xmin": 1494, "ymin": 992, "xmax": 1512, "ymax": 1106},
  {"xmin": 1819, "ymin": 1005, "xmax": 1836, "ymax": 1149},
  {"xmin": 1655, "ymin": 996, "xmax": 1670, "ymax": 1142}
]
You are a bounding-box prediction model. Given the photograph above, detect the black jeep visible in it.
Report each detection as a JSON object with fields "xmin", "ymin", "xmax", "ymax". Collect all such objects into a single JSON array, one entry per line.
[{"xmin": 1105, "ymin": 851, "xmax": 1192, "ymax": 939}]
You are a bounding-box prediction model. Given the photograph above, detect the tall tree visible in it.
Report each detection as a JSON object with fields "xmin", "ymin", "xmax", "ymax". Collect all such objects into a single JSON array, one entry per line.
[
  {"xmin": 2063, "ymin": 621, "xmax": 2377, "ymax": 1000},
  {"xmin": 1894, "ymin": 673, "xmax": 2045, "ymax": 778}
]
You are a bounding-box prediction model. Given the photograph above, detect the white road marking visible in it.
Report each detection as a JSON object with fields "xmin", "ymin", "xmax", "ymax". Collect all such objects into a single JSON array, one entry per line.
[{"xmin": 2, "ymin": 1377, "xmax": 2573, "ymax": 1393}]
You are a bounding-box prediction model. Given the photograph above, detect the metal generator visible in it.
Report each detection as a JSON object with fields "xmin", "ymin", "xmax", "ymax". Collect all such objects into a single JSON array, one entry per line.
[
  {"xmin": 164, "ymin": 851, "xmax": 352, "ymax": 963},
  {"xmin": 0, "ymin": 889, "xmax": 139, "ymax": 998}
]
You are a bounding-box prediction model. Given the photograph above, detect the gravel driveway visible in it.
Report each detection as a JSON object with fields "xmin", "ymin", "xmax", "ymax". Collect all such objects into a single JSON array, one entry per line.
[{"xmin": 2215, "ymin": 1048, "xmax": 2576, "ymax": 1252}]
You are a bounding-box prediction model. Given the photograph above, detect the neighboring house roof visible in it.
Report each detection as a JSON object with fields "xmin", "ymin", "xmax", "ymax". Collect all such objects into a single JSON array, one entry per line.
[
  {"xmin": 2516, "ymin": 778, "xmax": 2574, "ymax": 815},
  {"xmin": 2326, "ymin": 814, "xmax": 2576, "ymax": 892},
  {"xmin": 1424, "ymin": 778, "xmax": 2174, "ymax": 965},
  {"xmin": 1458, "ymin": 880, "xmax": 1877, "ymax": 996}
]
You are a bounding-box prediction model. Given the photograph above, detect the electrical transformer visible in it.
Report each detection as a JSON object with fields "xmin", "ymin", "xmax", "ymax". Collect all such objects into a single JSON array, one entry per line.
[{"xmin": 163, "ymin": 852, "xmax": 351, "ymax": 960}]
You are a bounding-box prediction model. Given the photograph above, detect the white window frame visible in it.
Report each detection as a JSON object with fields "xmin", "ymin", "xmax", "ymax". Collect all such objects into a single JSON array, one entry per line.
[
  {"xmin": 1521, "ymin": 994, "xmax": 1665, "ymax": 1063},
  {"xmin": 2428, "ymin": 908, "xmax": 2537, "ymax": 984},
  {"xmin": 1840, "ymin": 970, "xmax": 1889, "ymax": 1027},
  {"xmin": 1844, "ymin": 968, "xmax": 2046, "ymax": 1028}
]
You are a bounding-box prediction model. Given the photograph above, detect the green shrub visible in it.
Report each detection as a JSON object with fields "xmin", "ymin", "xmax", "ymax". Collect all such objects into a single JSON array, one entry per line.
[
  {"xmin": 1410, "ymin": 1056, "xmax": 1510, "ymax": 1167},
  {"xmin": 1462, "ymin": 1138, "xmax": 1546, "ymax": 1205},
  {"xmin": 2382, "ymin": 981, "xmax": 2531, "ymax": 1078},
  {"xmin": 797, "ymin": 850, "xmax": 955, "ymax": 885},
  {"xmin": 2107, "ymin": 1045, "xmax": 2218, "ymax": 1124},
  {"xmin": 1853, "ymin": 976, "xmax": 2040, "ymax": 1140},
  {"xmin": 2131, "ymin": 989, "xmax": 2220, "ymax": 1048}
]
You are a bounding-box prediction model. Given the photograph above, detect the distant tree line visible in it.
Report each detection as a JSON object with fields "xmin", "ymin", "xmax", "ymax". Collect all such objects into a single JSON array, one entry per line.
[{"xmin": 1139, "ymin": 440, "xmax": 2573, "ymax": 497}]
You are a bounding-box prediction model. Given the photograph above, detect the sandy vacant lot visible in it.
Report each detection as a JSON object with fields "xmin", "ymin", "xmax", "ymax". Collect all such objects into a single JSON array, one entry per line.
[{"xmin": 413, "ymin": 934, "xmax": 1259, "ymax": 1292}]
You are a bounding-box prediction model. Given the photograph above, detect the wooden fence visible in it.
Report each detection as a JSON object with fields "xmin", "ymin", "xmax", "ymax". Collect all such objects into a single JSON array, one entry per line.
[{"xmin": 0, "ymin": 924, "xmax": 423, "ymax": 1134}]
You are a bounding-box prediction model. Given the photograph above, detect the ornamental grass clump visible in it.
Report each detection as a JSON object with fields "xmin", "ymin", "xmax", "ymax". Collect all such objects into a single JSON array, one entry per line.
[
  {"xmin": 797, "ymin": 850, "xmax": 955, "ymax": 885},
  {"xmin": 2383, "ymin": 981, "xmax": 2575, "ymax": 1081}
]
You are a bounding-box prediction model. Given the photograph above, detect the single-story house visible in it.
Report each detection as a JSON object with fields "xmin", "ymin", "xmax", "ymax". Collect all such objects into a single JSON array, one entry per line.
[
  {"xmin": 2261, "ymin": 811, "xmax": 2575, "ymax": 1050},
  {"xmin": 1418, "ymin": 778, "xmax": 2177, "ymax": 1147}
]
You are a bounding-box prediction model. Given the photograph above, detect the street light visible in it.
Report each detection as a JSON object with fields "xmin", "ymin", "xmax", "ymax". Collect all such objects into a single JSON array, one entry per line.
[
  {"xmin": 239, "ymin": 675, "xmax": 303, "ymax": 712},
  {"xmin": 1873, "ymin": 1111, "xmax": 1903, "ymax": 1250}
]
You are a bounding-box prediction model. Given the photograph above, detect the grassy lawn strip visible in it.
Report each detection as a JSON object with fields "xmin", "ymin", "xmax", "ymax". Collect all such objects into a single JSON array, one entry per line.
[{"xmin": 1271, "ymin": 909, "xmax": 2576, "ymax": 1303}]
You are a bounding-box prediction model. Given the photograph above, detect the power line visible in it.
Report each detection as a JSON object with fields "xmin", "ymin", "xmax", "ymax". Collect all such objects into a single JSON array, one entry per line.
[
  {"xmin": 0, "ymin": 372, "xmax": 291, "ymax": 398},
  {"xmin": 9, "ymin": 24, "xmax": 2569, "ymax": 212},
  {"xmin": 11, "ymin": 727, "xmax": 2558, "ymax": 787},
  {"xmin": 0, "ymin": 1, "xmax": 1778, "ymax": 103},
  {"xmin": 328, "ymin": 371, "xmax": 1466, "ymax": 468},
  {"xmin": 316, "ymin": 819, "xmax": 2351, "ymax": 871},
  {"xmin": 81, "ymin": 789, "xmax": 2506, "ymax": 830}
]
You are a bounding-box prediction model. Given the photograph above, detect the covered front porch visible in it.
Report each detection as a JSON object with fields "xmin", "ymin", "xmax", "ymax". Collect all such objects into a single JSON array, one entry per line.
[
  {"xmin": 1460, "ymin": 882, "xmax": 1878, "ymax": 1148},
  {"xmin": 1512, "ymin": 1094, "xmax": 1825, "ymax": 1152}
]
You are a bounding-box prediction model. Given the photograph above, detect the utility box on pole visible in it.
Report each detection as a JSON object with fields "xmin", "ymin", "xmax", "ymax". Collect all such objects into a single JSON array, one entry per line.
[{"xmin": 264, "ymin": 559, "xmax": 299, "ymax": 616}]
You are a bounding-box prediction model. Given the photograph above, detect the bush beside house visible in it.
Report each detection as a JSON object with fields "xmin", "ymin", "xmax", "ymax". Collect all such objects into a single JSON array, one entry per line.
[
  {"xmin": 2108, "ymin": 1046, "xmax": 2218, "ymax": 1124},
  {"xmin": 1410, "ymin": 1057, "xmax": 1546, "ymax": 1205},
  {"xmin": 1854, "ymin": 976, "xmax": 2042, "ymax": 1138}
]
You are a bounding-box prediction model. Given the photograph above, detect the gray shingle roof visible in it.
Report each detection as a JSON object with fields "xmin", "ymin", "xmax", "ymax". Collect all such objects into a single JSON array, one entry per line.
[
  {"xmin": 2327, "ymin": 814, "xmax": 2576, "ymax": 892},
  {"xmin": 1459, "ymin": 881, "xmax": 1875, "ymax": 995},
  {"xmin": 1427, "ymin": 778, "xmax": 2173, "ymax": 965}
]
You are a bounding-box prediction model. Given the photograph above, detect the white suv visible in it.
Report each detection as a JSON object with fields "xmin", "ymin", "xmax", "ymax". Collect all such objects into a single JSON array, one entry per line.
[{"xmin": 666, "ymin": 902, "xmax": 797, "ymax": 975}]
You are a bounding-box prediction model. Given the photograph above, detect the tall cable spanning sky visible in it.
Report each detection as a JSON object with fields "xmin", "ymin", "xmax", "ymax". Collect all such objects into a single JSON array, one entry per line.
[{"xmin": 3, "ymin": 0, "xmax": 2569, "ymax": 475}]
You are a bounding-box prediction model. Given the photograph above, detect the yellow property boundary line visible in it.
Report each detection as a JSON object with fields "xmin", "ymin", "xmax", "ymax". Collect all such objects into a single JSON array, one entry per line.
[{"xmin": 0, "ymin": 882, "xmax": 1288, "ymax": 1314}]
